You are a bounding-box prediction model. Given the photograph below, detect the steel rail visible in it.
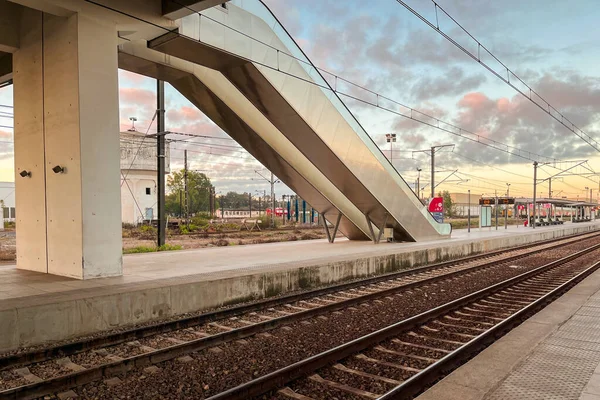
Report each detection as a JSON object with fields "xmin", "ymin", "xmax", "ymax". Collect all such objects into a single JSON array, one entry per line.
[
  {"xmin": 2, "ymin": 230, "xmax": 595, "ymax": 371},
  {"xmin": 205, "ymin": 242, "xmax": 600, "ymax": 400},
  {"xmin": 1, "ymin": 235, "xmax": 598, "ymax": 399},
  {"xmin": 379, "ymin": 260, "xmax": 600, "ymax": 399}
]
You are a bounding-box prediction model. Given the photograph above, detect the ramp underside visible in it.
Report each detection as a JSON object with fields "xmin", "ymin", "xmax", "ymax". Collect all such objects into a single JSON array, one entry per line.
[
  {"xmin": 146, "ymin": 30, "xmax": 450, "ymax": 242},
  {"xmin": 118, "ymin": 52, "xmax": 368, "ymax": 240}
]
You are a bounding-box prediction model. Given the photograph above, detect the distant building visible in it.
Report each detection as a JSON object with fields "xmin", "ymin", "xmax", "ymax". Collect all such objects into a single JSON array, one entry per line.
[
  {"xmin": 120, "ymin": 131, "xmax": 171, "ymax": 224},
  {"xmin": 449, "ymin": 192, "xmax": 480, "ymax": 217},
  {"xmin": 0, "ymin": 181, "xmax": 15, "ymax": 221}
]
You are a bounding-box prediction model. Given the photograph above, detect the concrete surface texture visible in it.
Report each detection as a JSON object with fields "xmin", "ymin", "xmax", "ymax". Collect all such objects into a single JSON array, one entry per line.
[
  {"xmin": 416, "ymin": 234, "xmax": 600, "ymax": 400},
  {"xmin": 13, "ymin": 9, "xmax": 122, "ymax": 278},
  {"xmin": 0, "ymin": 222, "xmax": 597, "ymax": 352}
]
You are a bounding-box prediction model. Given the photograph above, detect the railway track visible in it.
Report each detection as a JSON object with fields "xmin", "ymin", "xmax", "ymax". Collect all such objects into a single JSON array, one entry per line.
[
  {"xmin": 213, "ymin": 242, "xmax": 600, "ymax": 400},
  {"xmin": 0, "ymin": 231, "xmax": 599, "ymax": 399}
]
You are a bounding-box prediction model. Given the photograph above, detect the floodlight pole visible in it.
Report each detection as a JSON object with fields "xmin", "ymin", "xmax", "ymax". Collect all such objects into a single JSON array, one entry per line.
[
  {"xmin": 533, "ymin": 161, "xmax": 538, "ymax": 229},
  {"xmin": 467, "ymin": 189, "xmax": 471, "ymax": 233}
]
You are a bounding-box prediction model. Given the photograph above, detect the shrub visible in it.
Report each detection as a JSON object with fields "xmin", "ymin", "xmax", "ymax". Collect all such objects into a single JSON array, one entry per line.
[
  {"xmin": 158, "ymin": 244, "xmax": 183, "ymax": 251},
  {"xmin": 124, "ymin": 243, "xmax": 182, "ymax": 254},
  {"xmin": 140, "ymin": 225, "xmax": 156, "ymax": 233}
]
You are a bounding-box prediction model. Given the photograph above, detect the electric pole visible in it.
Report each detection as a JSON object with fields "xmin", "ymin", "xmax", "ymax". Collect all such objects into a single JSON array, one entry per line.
[
  {"xmin": 249, "ymin": 193, "xmax": 252, "ymax": 218},
  {"xmin": 156, "ymin": 80, "xmax": 166, "ymax": 246},
  {"xmin": 533, "ymin": 161, "xmax": 538, "ymax": 229},
  {"xmin": 255, "ymin": 171, "xmax": 278, "ymax": 228},
  {"xmin": 417, "ymin": 167, "xmax": 422, "ymax": 200},
  {"xmin": 467, "ymin": 189, "xmax": 471, "ymax": 233},
  {"xmin": 413, "ymin": 144, "xmax": 454, "ymax": 200},
  {"xmin": 271, "ymin": 172, "xmax": 275, "ymax": 228},
  {"xmin": 184, "ymin": 149, "xmax": 189, "ymax": 227}
]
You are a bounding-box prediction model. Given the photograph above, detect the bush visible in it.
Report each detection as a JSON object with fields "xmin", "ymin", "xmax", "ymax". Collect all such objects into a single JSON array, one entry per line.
[
  {"xmin": 140, "ymin": 225, "xmax": 156, "ymax": 233},
  {"xmin": 191, "ymin": 215, "xmax": 210, "ymax": 227},
  {"xmin": 4, "ymin": 221, "xmax": 15, "ymax": 229},
  {"xmin": 124, "ymin": 243, "xmax": 182, "ymax": 254},
  {"xmin": 158, "ymin": 244, "xmax": 183, "ymax": 252}
]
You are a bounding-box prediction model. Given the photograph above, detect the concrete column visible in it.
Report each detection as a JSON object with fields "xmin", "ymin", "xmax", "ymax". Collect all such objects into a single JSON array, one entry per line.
[{"xmin": 13, "ymin": 10, "xmax": 122, "ymax": 279}]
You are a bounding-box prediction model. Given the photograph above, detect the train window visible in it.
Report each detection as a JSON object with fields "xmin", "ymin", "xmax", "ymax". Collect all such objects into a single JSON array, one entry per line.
[{"xmin": 145, "ymin": 187, "xmax": 151, "ymax": 195}]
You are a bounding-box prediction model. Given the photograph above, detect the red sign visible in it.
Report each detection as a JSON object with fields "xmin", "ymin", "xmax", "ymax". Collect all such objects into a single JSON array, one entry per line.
[
  {"xmin": 518, "ymin": 205, "xmax": 525, "ymax": 210},
  {"xmin": 428, "ymin": 197, "xmax": 444, "ymax": 213},
  {"xmin": 266, "ymin": 208, "xmax": 288, "ymax": 216}
]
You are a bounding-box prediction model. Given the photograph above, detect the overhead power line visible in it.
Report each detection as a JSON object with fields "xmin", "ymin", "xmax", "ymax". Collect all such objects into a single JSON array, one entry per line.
[
  {"xmin": 86, "ymin": 0, "xmax": 561, "ymax": 165},
  {"xmin": 393, "ymin": 0, "xmax": 600, "ymax": 153}
]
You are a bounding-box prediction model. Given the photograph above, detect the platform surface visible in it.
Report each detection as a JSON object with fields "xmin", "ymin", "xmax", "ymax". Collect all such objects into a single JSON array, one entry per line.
[
  {"xmin": 1, "ymin": 221, "xmax": 599, "ymax": 352},
  {"xmin": 0, "ymin": 221, "xmax": 598, "ymax": 306},
  {"xmin": 416, "ymin": 239, "xmax": 600, "ymax": 400}
]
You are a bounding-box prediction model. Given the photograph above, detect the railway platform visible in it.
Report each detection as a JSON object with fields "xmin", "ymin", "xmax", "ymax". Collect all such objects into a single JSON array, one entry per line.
[
  {"xmin": 416, "ymin": 241, "xmax": 600, "ymax": 400},
  {"xmin": 1, "ymin": 221, "xmax": 599, "ymax": 353}
]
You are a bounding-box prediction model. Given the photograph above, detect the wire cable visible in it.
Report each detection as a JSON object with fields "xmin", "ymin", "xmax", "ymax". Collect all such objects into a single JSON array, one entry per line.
[{"xmin": 393, "ymin": 0, "xmax": 600, "ymax": 152}]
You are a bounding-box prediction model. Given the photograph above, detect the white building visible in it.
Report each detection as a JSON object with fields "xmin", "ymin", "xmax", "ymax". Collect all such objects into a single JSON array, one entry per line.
[
  {"xmin": 120, "ymin": 131, "xmax": 170, "ymax": 224},
  {"xmin": 0, "ymin": 181, "xmax": 16, "ymax": 221},
  {"xmin": 2, "ymin": 133, "xmax": 171, "ymax": 225}
]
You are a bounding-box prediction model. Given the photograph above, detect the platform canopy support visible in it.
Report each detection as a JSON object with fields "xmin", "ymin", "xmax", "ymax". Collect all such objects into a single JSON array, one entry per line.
[
  {"xmin": 366, "ymin": 213, "xmax": 388, "ymax": 244},
  {"xmin": 12, "ymin": 7, "xmax": 122, "ymax": 279},
  {"xmin": 322, "ymin": 212, "xmax": 343, "ymax": 243}
]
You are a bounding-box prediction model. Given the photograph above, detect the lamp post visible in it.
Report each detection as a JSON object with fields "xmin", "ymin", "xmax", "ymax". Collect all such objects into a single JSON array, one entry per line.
[
  {"xmin": 467, "ymin": 189, "xmax": 471, "ymax": 233},
  {"xmin": 506, "ymin": 183, "xmax": 511, "ymax": 197},
  {"xmin": 386, "ymin": 133, "xmax": 397, "ymax": 166},
  {"xmin": 417, "ymin": 167, "xmax": 422, "ymax": 199}
]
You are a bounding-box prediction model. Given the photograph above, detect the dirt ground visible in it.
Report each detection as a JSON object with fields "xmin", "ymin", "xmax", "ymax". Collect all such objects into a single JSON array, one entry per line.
[
  {"xmin": 0, "ymin": 227, "xmax": 330, "ymax": 263},
  {"xmin": 123, "ymin": 226, "xmax": 329, "ymax": 250}
]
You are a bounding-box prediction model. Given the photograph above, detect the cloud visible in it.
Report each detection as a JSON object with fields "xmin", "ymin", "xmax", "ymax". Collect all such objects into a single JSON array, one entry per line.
[{"xmin": 411, "ymin": 67, "xmax": 486, "ymax": 101}]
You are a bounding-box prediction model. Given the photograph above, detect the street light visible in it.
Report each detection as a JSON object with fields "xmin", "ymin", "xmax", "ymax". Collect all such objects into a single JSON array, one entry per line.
[
  {"xmin": 386, "ymin": 133, "xmax": 397, "ymax": 166},
  {"xmin": 128, "ymin": 116, "xmax": 137, "ymax": 132},
  {"xmin": 416, "ymin": 167, "xmax": 422, "ymax": 199},
  {"xmin": 506, "ymin": 183, "xmax": 511, "ymax": 197}
]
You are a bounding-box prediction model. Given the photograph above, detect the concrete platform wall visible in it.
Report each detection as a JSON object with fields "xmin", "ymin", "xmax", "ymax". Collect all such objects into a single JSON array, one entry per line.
[{"xmin": 1, "ymin": 224, "xmax": 599, "ymax": 352}]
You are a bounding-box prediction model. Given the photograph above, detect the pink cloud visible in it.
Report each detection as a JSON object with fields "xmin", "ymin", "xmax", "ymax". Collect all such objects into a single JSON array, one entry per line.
[{"xmin": 457, "ymin": 92, "xmax": 489, "ymax": 110}]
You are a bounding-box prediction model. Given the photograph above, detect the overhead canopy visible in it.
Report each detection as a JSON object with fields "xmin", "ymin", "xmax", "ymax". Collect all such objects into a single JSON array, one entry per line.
[{"xmin": 514, "ymin": 197, "xmax": 598, "ymax": 208}]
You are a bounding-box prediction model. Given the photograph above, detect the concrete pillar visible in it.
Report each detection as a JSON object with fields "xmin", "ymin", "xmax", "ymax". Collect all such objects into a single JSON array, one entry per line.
[{"xmin": 13, "ymin": 9, "xmax": 122, "ymax": 279}]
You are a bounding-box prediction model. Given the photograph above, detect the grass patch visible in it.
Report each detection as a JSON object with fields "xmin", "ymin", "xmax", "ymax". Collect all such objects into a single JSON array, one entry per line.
[{"xmin": 124, "ymin": 244, "xmax": 183, "ymax": 254}]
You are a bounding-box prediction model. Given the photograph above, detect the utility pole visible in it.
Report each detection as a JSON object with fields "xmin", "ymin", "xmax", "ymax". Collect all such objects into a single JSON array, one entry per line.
[
  {"xmin": 209, "ymin": 186, "xmax": 215, "ymax": 218},
  {"xmin": 156, "ymin": 80, "xmax": 166, "ymax": 246},
  {"xmin": 184, "ymin": 149, "xmax": 189, "ymax": 227},
  {"xmin": 495, "ymin": 190, "xmax": 498, "ymax": 230},
  {"xmin": 413, "ymin": 144, "xmax": 454, "ymax": 200},
  {"xmin": 467, "ymin": 189, "xmax": 471, "ymax": 233},
  {"xmin": 249, "ymin": 193, "xmax": 252, "ymax": 218},
  {"xmin": 533, "ymin": 161, "xmax": 538, "ymax": 229},
  {"xmin": 254, "ymin": 171, "xmax": 278, "ymax": 228},
  {"xmin": 417, "ymin": 167, "xmax": 422, "ymax": 200},
  {"xmin": 270, "ymin": 172, "xmax": 275, "ymax": 228}
]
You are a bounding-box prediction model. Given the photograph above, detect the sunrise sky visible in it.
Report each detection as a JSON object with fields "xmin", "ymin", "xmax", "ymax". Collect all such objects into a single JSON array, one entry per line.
[{"xmin": 1, "ymin": 0, "xmax": 599, "ymax": 201}]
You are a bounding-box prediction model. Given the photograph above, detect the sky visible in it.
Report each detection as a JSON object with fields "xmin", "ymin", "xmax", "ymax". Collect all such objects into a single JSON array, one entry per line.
[{"xmin": 1, "ymin": 0, "xmax": 600, "ymax": 201}]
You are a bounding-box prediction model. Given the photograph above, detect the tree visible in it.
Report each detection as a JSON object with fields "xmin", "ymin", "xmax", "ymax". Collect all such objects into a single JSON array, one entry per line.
[
  {"xmin": 166, "ymin": 170, "xmax": 213, "ymax": 216},
  {"xmin": 438, "ymin": 190, "xmax": 457, "ymax": 218}
]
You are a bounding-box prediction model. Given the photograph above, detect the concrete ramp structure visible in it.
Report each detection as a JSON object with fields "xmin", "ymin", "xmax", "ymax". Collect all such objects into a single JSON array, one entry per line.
[
  {"xmin": 120, "ymin": 0, "xmax": 451, "ymax": 243},
  {"xmin": 1, "ymin": 0, "xmax": 450, "ymax": 279}
]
